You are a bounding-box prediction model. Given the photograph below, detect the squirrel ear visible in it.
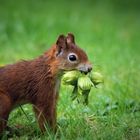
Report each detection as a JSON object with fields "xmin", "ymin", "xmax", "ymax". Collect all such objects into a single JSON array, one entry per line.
[
  {"xmin": 56, "ymin": 35, "xmax": 67, "ymax": 56},
  {"xmin": 66, "ymin": 33, "xmax": 75, "ymax": 44}
]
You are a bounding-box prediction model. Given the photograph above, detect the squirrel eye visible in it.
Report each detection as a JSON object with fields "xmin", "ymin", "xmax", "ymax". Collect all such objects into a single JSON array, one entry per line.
[{"xmin": 68, "ymin": 53, "xmax": 77, "ymax": 62}]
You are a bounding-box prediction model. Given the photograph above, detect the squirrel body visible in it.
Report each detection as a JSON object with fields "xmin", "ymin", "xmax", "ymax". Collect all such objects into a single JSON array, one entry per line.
[{"xmin": 0, "ymin": 33, "xmax": 92, "ymax": 134}]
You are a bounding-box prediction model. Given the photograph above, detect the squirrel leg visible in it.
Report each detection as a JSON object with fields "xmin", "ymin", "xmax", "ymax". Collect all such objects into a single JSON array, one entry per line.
[
  {"xmin": 0, "ymin": 92, "xmax": 12, "ymax": 134},
  {"xmin": 33, "ymin": 101, "xmax": 57, "ymax": 133}
]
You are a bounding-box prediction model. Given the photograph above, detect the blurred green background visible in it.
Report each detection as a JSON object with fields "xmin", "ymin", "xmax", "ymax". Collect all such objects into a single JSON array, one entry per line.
[{"xmin": 0, "ymin": 0, "xmax": 140, "ymax": 139}]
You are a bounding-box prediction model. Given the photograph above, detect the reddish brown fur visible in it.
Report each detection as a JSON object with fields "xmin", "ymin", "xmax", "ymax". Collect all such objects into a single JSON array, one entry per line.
[{"xmin": 0, "ymin": 33, "xmax": 92, "ymax": 134}]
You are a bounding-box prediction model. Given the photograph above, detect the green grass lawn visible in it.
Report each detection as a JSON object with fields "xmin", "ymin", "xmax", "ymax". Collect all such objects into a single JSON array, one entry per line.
[{"xmin": 0, "ymin": 0, "xmax": 140, "ymax": 139}]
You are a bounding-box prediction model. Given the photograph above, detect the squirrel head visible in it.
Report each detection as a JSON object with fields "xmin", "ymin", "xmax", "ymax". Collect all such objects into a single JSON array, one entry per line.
[{"xmin": 45, "ymin": 33, "xmax": 92, "ymax": 75}]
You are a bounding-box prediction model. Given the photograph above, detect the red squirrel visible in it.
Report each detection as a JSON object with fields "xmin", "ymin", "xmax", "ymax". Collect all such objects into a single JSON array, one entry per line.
[{"xmin": 0, "ymin": 33, "xmax": 92, "ymax": 134}]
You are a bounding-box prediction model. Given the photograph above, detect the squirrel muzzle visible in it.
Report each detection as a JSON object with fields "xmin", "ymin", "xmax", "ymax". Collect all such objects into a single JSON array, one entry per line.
[{"xmin": 78, "ymin": 63, "xmax": 92, "ymax": 74}]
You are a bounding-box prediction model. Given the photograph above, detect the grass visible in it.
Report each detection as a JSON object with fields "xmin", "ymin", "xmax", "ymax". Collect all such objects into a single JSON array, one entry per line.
[{"xmin": 0, "ymin": 0, "xmax": 140, "ymax": 139}]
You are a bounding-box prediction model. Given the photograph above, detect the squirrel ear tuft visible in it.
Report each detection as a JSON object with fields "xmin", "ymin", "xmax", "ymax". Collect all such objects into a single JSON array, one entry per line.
[
  {"xmin": 56, "ymin": 35, "xmax": 66, "ymax": 46},
  {"xmin": 56, "ymin": 34, "xmax": 67, "ymax": 56},
  {"xmin": 66, "ymin": 33, "xmax": 75, "ymax": 44}
]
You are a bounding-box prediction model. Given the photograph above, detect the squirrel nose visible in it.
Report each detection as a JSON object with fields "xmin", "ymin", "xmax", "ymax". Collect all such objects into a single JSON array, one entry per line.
[{"xmin": 79, "ymin": 65, "xmax": 92, "ymax": 74}]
